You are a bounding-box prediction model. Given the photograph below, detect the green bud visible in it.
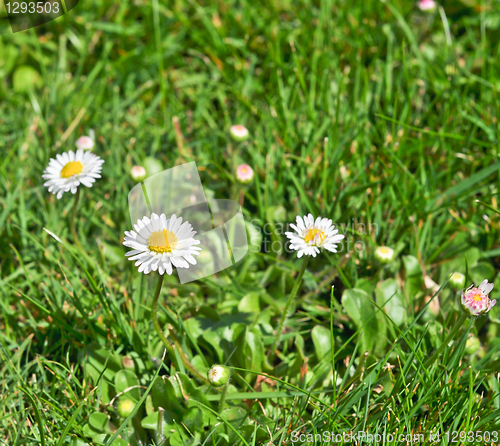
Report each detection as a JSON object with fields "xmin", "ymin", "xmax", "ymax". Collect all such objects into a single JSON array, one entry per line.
[
  {"xmin": 374, "ymin": 246, "xmax": 396, "ymax": 264},
  {"xmin": 117, "ymin": 398, "xmax": 136, "ymax": 418},
  {"xmin": 207, "ymin": 364, "xmax": 230, "ymax": 387},
  {"xmin": 465, "ymin": 335, "xmax": 480, "ymax": 355},
  {"xmin": 449, "ymin": 272, "xmax": 465, "ymax": 290}
]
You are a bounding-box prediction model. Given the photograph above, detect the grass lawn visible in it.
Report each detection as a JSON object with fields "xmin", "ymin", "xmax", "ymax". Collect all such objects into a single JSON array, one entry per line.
[{"xmin": 2, "ymin": 0, "xmax": 500, "ymax": 444}]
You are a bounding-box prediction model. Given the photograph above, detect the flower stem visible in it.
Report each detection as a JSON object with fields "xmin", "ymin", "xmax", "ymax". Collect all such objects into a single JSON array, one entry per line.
[
  {"xmin": 151, "ymin": 274, "xmax": 209, "ymax": 384},
  {"xmin": 268, "ymin": 256, "xmax": 310, "ymax": 364},
  {"xmin": 423, "ymin": 312, "xmax": 469, "ymax": 369},
  {"xmin": 70, "ymin": 188, "xmax": 84, "ymax": 251},
  {"xmin": 218, "ymin": 380, "xmax": 230, "ymax": 413}
]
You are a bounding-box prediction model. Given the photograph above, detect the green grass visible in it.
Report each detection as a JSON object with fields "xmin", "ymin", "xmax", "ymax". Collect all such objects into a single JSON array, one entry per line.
[{"xmin": 2, "ymin": 0, "xmax": 500, "ymax": 444}]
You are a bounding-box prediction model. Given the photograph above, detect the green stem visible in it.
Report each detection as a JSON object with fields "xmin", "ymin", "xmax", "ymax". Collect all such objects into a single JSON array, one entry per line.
[
  {"xmin": 423, "ymin": 312, "xmax": 469, "ymax": 369},
  {"xmin": 268, "ymin": 256, "xmax": 310, "ymax": 363},
  {"xmin": 218, "ymin": 380, "xmax": 230, "ymax": 413},
  {"xmin": 151, "ymin": 274, "xmax": 209, "ymax": 384},
  {"xmin": 70, "ymin": 188, "xmax": 82, "ymax": 248}
]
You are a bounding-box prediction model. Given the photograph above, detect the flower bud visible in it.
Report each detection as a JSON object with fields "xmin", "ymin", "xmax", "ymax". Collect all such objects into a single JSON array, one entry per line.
[
  {"xmin": 76, "ymin": 135, "xmax": 95, "ymax": 151},
  {"xmin": 230, "ymin": 125, "xmax": 249, "ymax": 142},
  {"xmin": 236, "ymin": 164, "xmax": 254, "ymax": 184},
  {"xmin": 207, "ymin": 364, "xmax": 230, "ymax": 387},
  {"xmin": 117, "ymin": 398, "xmax": 136, "ymax": 418},
  {"xmin": 449, "ymin": 272, "xmax": 465, "ymax": 290},
  {"xmin": 418, "ymin": 0, "xmax": 436, "ymax": 11},
  {"xmin": 374, "ymin": 246, "xmax": 395, "ymax": 264},
  {"xmin": 465, "ymin": 335, "xmax": 480, "ymax": 355},
  {"xmin": 130, "ymin": 165, "xmax": 147, "ymax": 182}
]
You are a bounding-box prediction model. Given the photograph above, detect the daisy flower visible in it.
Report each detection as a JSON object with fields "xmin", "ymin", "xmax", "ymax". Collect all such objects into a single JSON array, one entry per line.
[
  {"xmin": 123, "ymin": 213, "xmax": 201, "ymax": 275},
  {"xmin": 230, "ymin": 124, "xmax": 249, "ymax": 142},
  {"xmin": 75, "ymin": 135, "xmax": 95, "ymax": 151},
  {"xmin": 285, "ymin": 214, "xmax": 344, "ymax": 258},
  {"xmin": 42, "ymin": 149, "xmax": 104, "ymax": 199},
  {"xmin": 461, "ymin": 280, "xmax": 497, "ymax": 316},
  {"xmin": 236, "ymin": 164, "xmax": 254, "ymax": 183}
]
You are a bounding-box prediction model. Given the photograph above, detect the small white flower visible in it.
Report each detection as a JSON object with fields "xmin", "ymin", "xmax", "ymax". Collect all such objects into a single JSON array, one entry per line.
[
  {"xmin": 461, "ymin": 280, "xmax": 497, "ymax": 317},
  {"xmin": 75, "ymin": 135, "xmax": 95, "ymax": 151},
  {"xmin": 374, "ymin": 246, "xmax": 395, "ymax": 264},
  {"xmin": 123, "ymin": 213, "xmax": 201, "ymax": 275},
  {"xmin": 285, "ymin": 214, "xmax": 344, "ymax": 258},
  {"xmin": 236, "ymin": 164, "xmax": 254, "ymax": 183},
  {"xmin": 230, "ymin": 125, "xmax": 249, "ymax": 142},
  {"xmin": 130, "ymin": 165, "xmax": 147, "ymax": 182},
  {"xmin": 42, "ymin": 149, "xmax": 104, "ymax": 199}
]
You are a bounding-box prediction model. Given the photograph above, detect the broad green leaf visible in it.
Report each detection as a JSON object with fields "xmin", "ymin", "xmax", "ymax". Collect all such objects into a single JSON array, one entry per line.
[
  {"xmin": 114, "ymin": 370, "xmax": 140, "ymax": 400},
  {"xmin": 151, "ymin": 376, "xmax": 183, "ymax": 413},
  {"xmin": 403, "ymin": 255, "xmax": 423, "ymax": 298},
  {"xmin": 88, "ymin": 413, "xmax": 111, "ymax": 434},
  {"xmin": 238, "ymin": 292, "xmax": 261, "ymax": 313},
  {"xmin": 311, "ymin": 325, "xmax": 332, "ymax": 359},
  {"xmin": 341, "ymin": 288, "xmax": 378, "ymax": 354},
  {"xmin": 470, "ymin": 262, "xmax": 495, "ymax": 286},
  {"xmin": 375, "ymin": 279, "xmax": 406, "ymax": 327}
]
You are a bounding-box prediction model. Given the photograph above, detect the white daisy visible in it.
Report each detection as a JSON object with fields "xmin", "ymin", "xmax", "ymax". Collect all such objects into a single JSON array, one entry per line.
[
  {"xmin": 123, "ymin": 213, "xmax": 201, "ymax": 275},
  {"xmin": 42, "ymin": 149, "xmax": 104, "ymax": 199},
  {"xmin": 285, "ymin": 213, "xmax": 344, "ymax": 258}
]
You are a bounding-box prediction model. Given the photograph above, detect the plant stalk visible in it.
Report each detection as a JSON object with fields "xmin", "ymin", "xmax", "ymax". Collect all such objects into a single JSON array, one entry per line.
[
  {"xmin": 268, "ymin": 256, "xmax": 310, "ymax": 363},
  {"xmin": 151, "ymin": 274, "xmax": 209, "ymax": 384}
]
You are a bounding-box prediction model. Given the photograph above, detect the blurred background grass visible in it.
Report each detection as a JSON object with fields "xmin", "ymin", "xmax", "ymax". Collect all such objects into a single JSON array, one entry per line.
[{"xmin": 2, "ymin": 0, "xmax": 500, "ymax": 444}]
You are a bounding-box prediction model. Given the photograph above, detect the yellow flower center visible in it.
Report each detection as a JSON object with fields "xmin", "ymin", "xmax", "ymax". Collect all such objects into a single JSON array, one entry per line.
[
  {"xmin": 304, "ymin": 228, "xmax": 325, "ymax": 245},
  {"xmin": 147, "ymin": 229, "xmax": 178, "ymax": 253},
  {"xmin": 473, "ymin": 292, "xmax": 483, "ymax": 302},
  {"xmin": 60, "ymin": 161, "xmax": 83, "ymax": 178},
  {"xmin": 379, "ymin": 247, "xmax": 390, "ymax": 254}
]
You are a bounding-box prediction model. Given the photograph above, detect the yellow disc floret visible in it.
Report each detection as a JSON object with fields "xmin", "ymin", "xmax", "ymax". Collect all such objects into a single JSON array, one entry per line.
[
  {"xmin": 304, "ymin": 228, "xmax": 325, "ymax": 245},
  {"xmin": 473, "ymin": 292, "xmax": 483, "ymax": 302},
  {"xmin": 60, "ymin": 161, "xmax": 83, "ymax": 178},
  {"xmin": 148, "ymin": 229, "xmax": 178, "ymax": 253}
]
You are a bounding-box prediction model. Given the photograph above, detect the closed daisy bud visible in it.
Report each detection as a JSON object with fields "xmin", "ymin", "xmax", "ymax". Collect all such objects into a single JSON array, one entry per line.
[
  {"xmin": 75, "ymin": 135, "xmax": 95, "ymax": 151},
  {"xmin": 236, "ymin": 164, "xmax": 254, "ymax": 183},
  {"xmin": 418, "ymin": 0, "xmax": 436, "ymax": 10},
  {"xmin": 449, "ymin": 272, "xmax": 465, "ymax": 290},
  {"xmin": 374, "ymin": 246, "xmax": 395, "ymax": 264},
  {"xmin": 207, "ymin": 364, "xmax": 230, "ymax": 387},
  {"xmin": 130, "ymin": 165, "xmax": 147, "ymax": 182},
  {"xmin": 461, "ymin": 280, "xmax": 497, "ymax": 317},
  {"xmin": 465, "ymin": 335, "xmax": 480, "ymax": 355},
  {"xmin": 230, "ymin": 125, "xmax": 249, "ymax": 142},
  {"xmin": 117, "ymin": 398, "xmax": 136, "ymax": 418}
]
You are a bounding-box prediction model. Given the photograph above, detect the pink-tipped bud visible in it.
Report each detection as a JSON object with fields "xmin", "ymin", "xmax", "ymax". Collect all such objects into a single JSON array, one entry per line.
[{"xmin": 236, "ymin": 164, "xmax": 254, "ymax": 184}]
